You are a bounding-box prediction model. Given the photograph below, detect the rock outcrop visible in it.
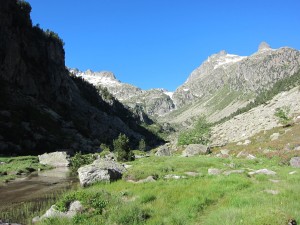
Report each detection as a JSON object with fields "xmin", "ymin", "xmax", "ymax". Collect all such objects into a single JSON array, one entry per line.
[{"xmin": 70, "ymin": 69, "xmax": 175, "ymax": 117}]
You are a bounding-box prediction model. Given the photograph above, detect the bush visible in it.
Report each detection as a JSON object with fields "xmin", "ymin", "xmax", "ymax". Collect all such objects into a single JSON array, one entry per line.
[
  {"xmin": 178, "ymin": 115, "xmax": 211, "ymax": 145},
  {"xmin": 113, "ymin": 134, "xmax": 135, "ymax": 162},
  {"xmin": 138, "ymin": 139, "xmax": 146, "ymax": 151},
  {"xmin": 274, "ymin": 106, "xmax": 291, "ymax": 125},
  {"xmin": 70, "ymin": 152, "xmax": 96, "ymax": 171}
]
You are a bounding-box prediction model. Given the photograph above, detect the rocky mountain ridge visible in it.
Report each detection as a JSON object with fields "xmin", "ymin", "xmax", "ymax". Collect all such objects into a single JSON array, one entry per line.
[
  {"xmin": 72, "ymin": 43, "xmax": 300, "ymax": 128},
  {"xmin": 70, "ymin": 69, "xmax": 175, "ymax": 116},
  {"xmin": 173, "ymin": 43, "xmax": 300, "ymax": 109}
]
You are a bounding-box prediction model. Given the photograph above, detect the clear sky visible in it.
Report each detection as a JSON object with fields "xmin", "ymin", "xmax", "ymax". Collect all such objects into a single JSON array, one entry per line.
[{"xmin": 26, "ymin": 0, "xmax": 300, "ymax": 91}]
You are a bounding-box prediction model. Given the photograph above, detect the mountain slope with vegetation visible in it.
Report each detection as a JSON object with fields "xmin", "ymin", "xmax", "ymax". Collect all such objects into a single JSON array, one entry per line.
[{"xmin": 0, "ymin": 0, "xmax": 163, "ymax": 156}]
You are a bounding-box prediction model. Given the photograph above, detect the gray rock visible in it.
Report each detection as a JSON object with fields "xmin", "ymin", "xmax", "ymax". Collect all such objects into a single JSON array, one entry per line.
[
  {"xmin": 223, "ymin": 170, "xmax": 245, "ymax": 176},
  {"xmin": 104, "ymin": 152, "xmax": 117, "ymax": 161},
  {"xmin": 208, "ymin": 168, "xmax": 221, "ymax": 175},
  {"xmin": 182, "ymin": 144, "xmax": 210, "ymax": 157},
  {"xmin": 290, "ymin": 157, "xmax": 300, "ymax": 168},
  {"xmin": 294, "ymin": 145, "xmax": 300, "ymax": 151},
  {"xmin": 78, "ymin": 159, "xmax": 126, "ymax": 187},
  {"xmin": 237, "ymin": 151, "xmax": 256, "ymax": 160},
  {"xmin": 38, "ymin": 151, "xmax": 70, "ymax": 167},
  {"xmin": 270, "ymin": 132, "xmax": 280, "ymax": 141},
  {"xmin": 127, "ymin": 176, "xmax": 156, "ymax": 183},
  {"xmin": 248, "ymin": 169, "xmax": 276, "ymax": 176},
  {"xmin": 164, "ymin": 174, "xmax": 186, "ymax": 179},
  {"xmin": 220, "ymin": 149, "xmax": 230, "ymax": 155},
  {"xmin": 243, "ymin": 140, "xmax": 251, "ymax": 145},
  {"xmin": 184, "ymin": 171, "xmax": 200, "ymax": 177},
  {"xmin": 269, "ymin": 179, "xmax": 280, "ymax": 183},
  {"xmin": 155, "ymin": 144, "xmax": 172, "ymax": 156},
  {"xmin": 33, "ymin": 201, "xmax": 83, "ymax": 223}
]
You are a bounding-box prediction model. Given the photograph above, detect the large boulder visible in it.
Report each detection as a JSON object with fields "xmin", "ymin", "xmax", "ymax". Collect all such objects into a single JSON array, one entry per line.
[
  {"xmin": 290, "ymin": 157, "xmax": 300, "ymax": 168},
  {"xmin": 182, "ymin": 144, "xmax": 210, "ymax": 157},
  {"xmin": 78, "ymin": 159, "xmax": 126, "ymax": 187},
  {"xmin": 38, "ymin": 151, "xmax": 70, "ymax": 167},
  {"xmin": 155, "ymin": 144, "xmax": 172, "ymax": 156}
]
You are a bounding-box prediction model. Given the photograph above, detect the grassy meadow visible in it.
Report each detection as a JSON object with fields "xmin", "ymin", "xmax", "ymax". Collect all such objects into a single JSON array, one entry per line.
[{"xmin": 36, "ymin": 155, "xmax": 299, "ymax": 225}]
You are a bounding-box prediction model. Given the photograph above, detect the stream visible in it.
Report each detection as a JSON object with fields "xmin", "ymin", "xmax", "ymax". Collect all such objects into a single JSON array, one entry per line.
[{"xmin": 0, "ymin": 167, "xmax": 78, "ymax": 224}]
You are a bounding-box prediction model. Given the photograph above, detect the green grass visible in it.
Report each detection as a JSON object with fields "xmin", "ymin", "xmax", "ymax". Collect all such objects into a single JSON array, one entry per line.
[
  {"xmin": 35, "ymin": 155, "xmax": 299, "ymax": 225},
  {"xmin": 0, "ymin": 156, "xmax": 51, "ymax": 184}
]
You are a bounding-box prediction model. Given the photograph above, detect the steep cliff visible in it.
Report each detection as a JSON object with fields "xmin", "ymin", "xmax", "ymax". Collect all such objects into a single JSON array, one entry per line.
[{"xmin": 0, "ymin": 0, "xmax": 162, "ymax": 155}]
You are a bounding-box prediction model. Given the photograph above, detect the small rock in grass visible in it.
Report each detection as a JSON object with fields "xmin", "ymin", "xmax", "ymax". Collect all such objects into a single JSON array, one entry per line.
[
  {"xmin": 269, "ymin": 179, "xmax": 280, "ymax": 183},
  {"xmin": 243, "ymin": 140, "xmax": 251, "ymax": 145},
  {"xmin": 270, "ymin": 133, "xmax": 280, "ymax": 141},
  {"xmin": 164, "ymin": 174, "xmax": 186, "ymax": 179},
  {"xmin": 136, "ymin": 176, "xmax": 157, "ymax": 183},
  {"xmin": 264, "ymin": 189, "xmax": 279, "ymax": 195},
  {"xmin": 290, "ymin": 157, "xmax": 300, "ymax": 168},
  {"xmin": 184, "ymin": 172, "xmax": 200, "ymax": 177},
  {"xmin": 246, "ymin": 154, "xmax": 256, "ymax": 160},
  {"xmin": 208, "ymin": 168, "xmax": 221, "ymax": 175},
  {"xmin": 223, "ymin": 170, "xmax": 244, "ymax": 176},
  {"xmin": 248, "ymin": 169, "xmax": 276, "ymax": 176},
  {"xmin": 289, "ymin": 171, "xmax": 297, "ymax": 175}
]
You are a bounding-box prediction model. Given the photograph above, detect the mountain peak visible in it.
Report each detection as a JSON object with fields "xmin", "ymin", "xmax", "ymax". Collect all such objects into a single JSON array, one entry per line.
[{"xmin": 258, "ymin": 41, "xmax": 271, "ymax": 52}]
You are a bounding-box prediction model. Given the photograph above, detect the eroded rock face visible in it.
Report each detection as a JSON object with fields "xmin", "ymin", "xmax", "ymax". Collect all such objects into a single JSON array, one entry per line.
[
  {"xmin": 38, "ymin": 151, "xmax": 70, "ymax": 167},
  {"xmin": 182, "ymin": 144, "xmax": 210, "ymax": 157},
  {"xmin": 77, "ymin": 159, "xmax": 126, "ymax": 187},
  {"xmin": 290, "ymin": 157, "xmax": 300, "ymax": 168}
]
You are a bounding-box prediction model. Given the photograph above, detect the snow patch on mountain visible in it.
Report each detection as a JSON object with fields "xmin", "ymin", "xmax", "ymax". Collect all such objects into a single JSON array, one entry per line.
[{"xmin": 70, "ymin": 68, "xmax": 121, "ymax": 87}]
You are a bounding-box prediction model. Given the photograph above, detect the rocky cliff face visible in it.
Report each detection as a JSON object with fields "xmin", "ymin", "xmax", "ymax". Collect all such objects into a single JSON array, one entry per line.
[
  {"xmin": 70, "ymin": 69, "xmax": 175, "ymax": 116},
  {"xmin": 0, "ymin": 0, "xmax": 162, "ymax": 155},
  {"xmin": 173, "ymin": 43, "xmax": 300, "ymax": 108}
]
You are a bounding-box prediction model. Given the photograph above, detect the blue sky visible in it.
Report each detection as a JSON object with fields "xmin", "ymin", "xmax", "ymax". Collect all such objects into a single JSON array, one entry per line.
[{"xmin": 26, "ymin": 0, "xmax": 300, "ymax": 91}]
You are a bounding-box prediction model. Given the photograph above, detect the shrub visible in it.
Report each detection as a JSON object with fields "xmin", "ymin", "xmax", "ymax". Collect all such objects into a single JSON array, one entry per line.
[
  {"xmin": 113, "ymin": 134, "xmax": 135, "ymax": 162},
  {"xmin": 138, "ymin": 139, "xmax": 146, "ymax": 151},
  {"xmin": 70, "ymin": 152, "xmax": 96, "ymax": 171},
  {"xmin": 274, "ymin": 106, "xmax": 291, "ymax": 125},
  {"xmin": 178, "ymin": 115, "xmax": 211, "ymax": 145}
]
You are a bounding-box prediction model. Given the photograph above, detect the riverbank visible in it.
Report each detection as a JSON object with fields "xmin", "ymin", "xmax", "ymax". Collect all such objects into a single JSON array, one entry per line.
[
  {"xmin": 0, "ymin": 166, "xmax": 78, "ymax": 224},
  {"xmin": 0, "ymin": 156, "xmax": 51, "ymax": 185}
]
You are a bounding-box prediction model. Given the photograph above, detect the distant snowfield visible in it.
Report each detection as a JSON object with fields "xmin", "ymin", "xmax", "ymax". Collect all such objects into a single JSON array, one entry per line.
[{"xmin": 213, "ymin": 54, "xmax": 247, "ymax": 69}]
